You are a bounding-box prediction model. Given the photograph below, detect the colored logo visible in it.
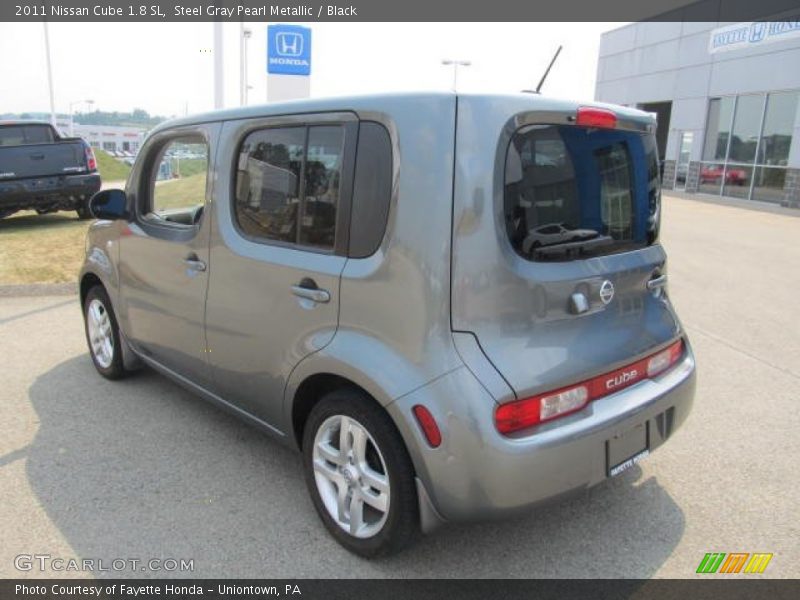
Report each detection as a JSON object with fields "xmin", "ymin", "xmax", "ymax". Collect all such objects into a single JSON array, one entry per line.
[
  {"xmin": 276, "ymin": 32, "xmax": 303, "ymax": 57},
  {"xmin": 267, "ymin": 25, "xmax": 311, "ymax": 76},
  {"xmin": 696, "ymin": 552, "xmax": 773, "ymax": 574}
]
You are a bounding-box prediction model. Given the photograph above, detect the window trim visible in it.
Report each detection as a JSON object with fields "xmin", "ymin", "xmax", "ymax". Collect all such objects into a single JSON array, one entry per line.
[
  {"xmin": 228, "ymin": 113, "xmax": 357, "ymax": 257},
  {"xmin": 133, "ymin": 126, "xmax": 212, "ymax": 241}
]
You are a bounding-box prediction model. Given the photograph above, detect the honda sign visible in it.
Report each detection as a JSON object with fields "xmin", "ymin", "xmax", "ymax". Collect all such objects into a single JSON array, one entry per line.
[{"xmin": 267, "ymin": 24, "xmax": 311, "ymax": 76}]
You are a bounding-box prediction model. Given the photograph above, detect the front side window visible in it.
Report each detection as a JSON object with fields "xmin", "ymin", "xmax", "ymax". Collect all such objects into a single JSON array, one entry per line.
[
  {"xmin": 234, "ymin": 125, "xmax": 344, "ymax": 251},
  {"xmin": 148, "ymin": 136, "xmax": 208, "ymax": 222},
  {"xmin": 505, "ymin": 124, "xmax": 658, "ymax": 261}
]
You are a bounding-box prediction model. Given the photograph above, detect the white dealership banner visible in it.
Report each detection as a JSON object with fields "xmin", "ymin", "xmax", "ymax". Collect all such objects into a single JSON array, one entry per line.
[{"xmin": 709, "ymin": 20, "xmax": 800, "ymax": 53}]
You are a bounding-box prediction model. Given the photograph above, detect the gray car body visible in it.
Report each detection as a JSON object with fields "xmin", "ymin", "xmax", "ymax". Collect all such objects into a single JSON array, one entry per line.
[{"xmin": 79, "ymin": 92, "xmax": 696, "ymax": 530}]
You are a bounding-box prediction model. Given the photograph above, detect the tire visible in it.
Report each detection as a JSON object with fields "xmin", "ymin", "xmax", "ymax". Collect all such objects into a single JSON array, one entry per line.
[
  {"xmin": 302, "ymin": 389, "xmax": 419, "ymax": 557},
  {"xmin": 76, "ymin": 202, "xmax": 92, "ymax": 220},
  {"xmin": 83, "ymin": 285, "xmax": 126, "ymax": 379}
]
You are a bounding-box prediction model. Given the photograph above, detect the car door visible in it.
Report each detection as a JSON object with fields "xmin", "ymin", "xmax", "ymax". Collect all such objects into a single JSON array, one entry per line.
[
  {"xmin": 117, "ymin": 124, "xmax": 220, "ymax": 387},
  {"xmin": 204, "ymin": 113, "xmax": 357, "ymax": 430}
]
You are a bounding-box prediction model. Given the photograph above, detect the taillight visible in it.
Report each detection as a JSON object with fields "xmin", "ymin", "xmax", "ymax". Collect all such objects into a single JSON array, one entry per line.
[
  {"xmin": 412, "ymin": 405, "xmax": 442, "ymax": 448},
  {"xmin": 495, "ymin": 339, "xmax": 684, "ymax": 435},
  {"xmin": 84, "ymin": 145, "xmax": 97, "ymax": 171},
  {"xmin": 575, "ymin": 106, "xmax": 617, "ymax": 129}
]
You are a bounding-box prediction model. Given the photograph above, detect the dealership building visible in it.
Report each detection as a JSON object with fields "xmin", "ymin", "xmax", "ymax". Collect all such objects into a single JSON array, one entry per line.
[
  {"xmin": 53, "ymin": 119, "xmax": 146, "ymax": 155},
  {"xmin": 595, "ymin": 20, "xmax": 800, "ymax": 207}
]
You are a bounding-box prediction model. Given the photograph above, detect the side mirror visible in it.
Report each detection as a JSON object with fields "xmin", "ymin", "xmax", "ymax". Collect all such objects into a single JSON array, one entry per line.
[{"xmin": 89, "ymin": 189, "xmax": 129, "ymax": 220}]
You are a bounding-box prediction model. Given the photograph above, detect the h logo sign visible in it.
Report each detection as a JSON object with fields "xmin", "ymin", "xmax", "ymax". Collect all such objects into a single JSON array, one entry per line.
[{"xmin": 276, "ymin": 32, "xmax": 303, "ymax": 57}]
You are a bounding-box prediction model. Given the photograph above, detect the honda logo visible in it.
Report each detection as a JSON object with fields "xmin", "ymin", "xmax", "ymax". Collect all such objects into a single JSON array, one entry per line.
[{"xmin": 275, "ymin": 32, "xmax": 303, "ymax": 57}]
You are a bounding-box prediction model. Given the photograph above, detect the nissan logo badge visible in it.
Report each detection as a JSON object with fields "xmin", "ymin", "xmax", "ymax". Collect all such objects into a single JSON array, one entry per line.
[{"xmin": 599, "ymin": 280, "xmax": 615, "ymax": 305}]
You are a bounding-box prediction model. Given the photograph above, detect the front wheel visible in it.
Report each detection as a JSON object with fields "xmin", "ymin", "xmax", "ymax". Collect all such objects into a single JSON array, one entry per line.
[
  {"xmin": 83, "ymin": 285, "xmax": 126, "ymax": 379},
  {"xmin": 302, "ymin": 390, "xmax": 419, "ymax": 557}
]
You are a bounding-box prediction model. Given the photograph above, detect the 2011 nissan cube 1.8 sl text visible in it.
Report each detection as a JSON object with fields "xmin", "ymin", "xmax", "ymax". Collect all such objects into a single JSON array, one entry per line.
[{"xmin": 79, "ymin": 93, "xmax": 696, "ymax": 557}]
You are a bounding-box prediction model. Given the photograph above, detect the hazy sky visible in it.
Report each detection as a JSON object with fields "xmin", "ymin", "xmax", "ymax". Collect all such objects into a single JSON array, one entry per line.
[{"xmin": 0, "ymin": 22, "xmax": 624, "ymax": 117}]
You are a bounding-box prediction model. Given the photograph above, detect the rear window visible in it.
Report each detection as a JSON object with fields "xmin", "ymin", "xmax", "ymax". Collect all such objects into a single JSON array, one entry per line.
[
  {"xmin": 504, "ymin": 124, "xmax": 659, "ymax": 261},
  {"xmin": 0, "ymin": 125, "xmax": 55, "ymax": 146}
]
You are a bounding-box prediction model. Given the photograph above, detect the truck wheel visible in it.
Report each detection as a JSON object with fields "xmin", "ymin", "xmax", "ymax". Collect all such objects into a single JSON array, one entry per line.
[
  {"xmin": 76, "ymin": 202, "xmax": 92, "ymax": 220},
  {"xmin": 302, "ymin": 389, "xmax": 419, "ymax": 557},
  {"xmin": 83, "ymin": 285, "xmax": 126, "ymax": 379}
]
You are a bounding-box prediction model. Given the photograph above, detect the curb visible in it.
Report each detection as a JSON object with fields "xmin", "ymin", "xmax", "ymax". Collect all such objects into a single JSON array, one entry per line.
[{"xmin": 0, "ymin": 282, "xmax": 78, "ymax": 297}]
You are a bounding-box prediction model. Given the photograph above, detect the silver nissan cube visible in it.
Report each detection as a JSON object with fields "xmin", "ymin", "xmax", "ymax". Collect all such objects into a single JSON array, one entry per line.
[{"xmin": 80, "ymin": 93, "xmax": 696, "ymax": 556}]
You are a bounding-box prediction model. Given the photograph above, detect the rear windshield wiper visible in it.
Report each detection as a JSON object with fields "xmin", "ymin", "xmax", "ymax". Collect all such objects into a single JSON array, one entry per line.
[{"xmin": 533, "ymin": 235, "xmax": 614, "ymax": 259}]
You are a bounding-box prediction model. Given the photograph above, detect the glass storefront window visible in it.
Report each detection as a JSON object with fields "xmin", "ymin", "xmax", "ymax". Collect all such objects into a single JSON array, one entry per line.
[
  {"xmin": 702, "ymin": 97, "xmax": 735, "ymax": 161},
  {"xmin": 728, "ymin": 95, "xmax": 764, "ymax": 164},
  {"xmin": 697, "ymin": 163, "xmax": 725, "ymax": 195},
  {"xmin": 758, "ymin": 91, "xmax": 798, "ymax": 167},
  {"xmin": 722, "ymin": 165, "xmax": 753, "ymax": 199},
  {"xmin": 751, "ymin": 167, "xmax": 787, "ymax": 204},
  {"xmin": 699, "ymin": 91, "xmax": 797, "ymax": 201}
]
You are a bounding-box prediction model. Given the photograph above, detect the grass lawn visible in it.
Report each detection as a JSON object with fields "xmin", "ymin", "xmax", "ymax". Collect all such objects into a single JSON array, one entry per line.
[
  {"xmin": 0, "ymin": 211, "xmax": 91, "ymax": 284},
  {"xmin": 154, "ymin": 172, "xmax": 207, "ymax": 210},
  {"xmin": 0, "ymin": 173, "xmax": 207, "ymax": 285},
  {"xmin": 94, "ymin": 149, "xmax": 131, "ymax": 182}
]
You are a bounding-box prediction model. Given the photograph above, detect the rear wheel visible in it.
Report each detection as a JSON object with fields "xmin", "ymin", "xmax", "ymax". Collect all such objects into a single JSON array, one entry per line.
[
  {"xmin": 83, "ymin": 285, "xmax": 126, "ymax": 379},
  {"xmin": 302, "ymin": 389, "xmax": 419, "ymax": 557},
  {"xmin": 76, "ymin": 201, "xmax": 92, "ymax": 220}
]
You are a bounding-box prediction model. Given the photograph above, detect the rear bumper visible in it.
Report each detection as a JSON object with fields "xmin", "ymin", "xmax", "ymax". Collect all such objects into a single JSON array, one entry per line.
[
  {"xmin": 0, "ymin": 173, "xmax": 101, "ymax": 210},
  {"xmin": 388, "ymin": 345, "xmax": 696, "ymax": 523}
]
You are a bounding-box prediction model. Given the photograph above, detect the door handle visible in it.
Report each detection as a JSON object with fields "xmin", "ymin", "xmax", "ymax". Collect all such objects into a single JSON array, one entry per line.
[
  {"xmin": 291, "ymin": 278, "xmax": 330, "ymax": 304},
  {"xmin": 183, "ymin": 254, "xmax": 207, "ymax": 272},
  {"xmin": 30, "ymin": 153, "xmax": 44, "ymax": 160},
  {"xmin": 646, "ymin": 274, "xmax": 668, "ymax": 291}
]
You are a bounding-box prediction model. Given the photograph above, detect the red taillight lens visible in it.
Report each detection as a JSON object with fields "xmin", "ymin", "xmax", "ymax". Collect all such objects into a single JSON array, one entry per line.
[
  {"xmin": 412, "ymin": 405, "xmax": 442, "ymax": 448},
  {"xmin": 85, "ymin": 145, "xmax": 97, "ymax": 171},
  {"xmin": 495, "ymin": 339, "xmax": 685, "ymax": 436},
  {"xmin": 495, "ymin": 384, "xmax": 589, "ymax": 434},
  {"xmin": 575, "ymin": 106, "xmax": 617, "ymax": 129}
]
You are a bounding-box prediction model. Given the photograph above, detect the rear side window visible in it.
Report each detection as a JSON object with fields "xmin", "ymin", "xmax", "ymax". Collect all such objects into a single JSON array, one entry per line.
[
  {"xmin": 349, "ymin": 122, "xmax": 393, "ymax": 258},
  {"xmin": 234, "ymin": 125, "xmax": 344, "ymax": 251},
  {"xmin": 0, "ymin": 125, "xmax": 55, "ymax": 146},
  {"xmin": 504, "ymin": 124, "xmax": 659, "ymax": 261}
]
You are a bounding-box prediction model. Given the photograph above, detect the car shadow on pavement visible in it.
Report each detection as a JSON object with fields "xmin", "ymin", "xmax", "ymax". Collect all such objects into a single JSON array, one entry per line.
[{"xmin": 26, "ymin": 356, "xmax": 685, "ymax": 578}]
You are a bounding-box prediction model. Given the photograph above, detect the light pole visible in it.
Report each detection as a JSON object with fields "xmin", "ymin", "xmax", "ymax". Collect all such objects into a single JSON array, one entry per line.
[
  {"xmin": 242, "ymin": 28, "xmax": 252, "ymax": 106},
  {"xmin": 441, "ymin": 59, "xmax": 471, "ymax": 92},
  {"xmin": 214, "ymin": 22, "xmax": 224, "ymax": 109},
  {"xmin": 69, "ymin": 99, "xmax": 94, "ymax": 136},
  {"xmin": 43, "ymin": 23, "xmax": 57, "ymax": 127}
]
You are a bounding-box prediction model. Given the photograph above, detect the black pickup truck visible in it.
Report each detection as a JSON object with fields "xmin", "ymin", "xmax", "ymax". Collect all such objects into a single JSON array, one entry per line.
[{"xmin": 0, "ymin": 121, "xmax": 101, "ymax": 219}]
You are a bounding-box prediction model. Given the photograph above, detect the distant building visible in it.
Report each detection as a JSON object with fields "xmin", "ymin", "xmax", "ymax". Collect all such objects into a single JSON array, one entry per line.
[
  {"xmin": 595, "ymin": 21, "xmax": 800, "ymax": 207},
  {"xmin": 54, "ymin": 119, "xmax": 147, "ymax": 155}
]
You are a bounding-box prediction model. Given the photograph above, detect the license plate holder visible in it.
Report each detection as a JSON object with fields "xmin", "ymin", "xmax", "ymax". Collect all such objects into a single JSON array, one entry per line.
[{"xmin": 607, "ymin": 422, "xmax": 649, "ymax": 477}]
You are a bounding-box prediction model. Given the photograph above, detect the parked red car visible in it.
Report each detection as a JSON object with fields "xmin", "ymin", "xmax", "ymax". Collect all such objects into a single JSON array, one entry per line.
[{"xmin": 700, "ymin": 165, "xmax": 747, "ymax": 185}]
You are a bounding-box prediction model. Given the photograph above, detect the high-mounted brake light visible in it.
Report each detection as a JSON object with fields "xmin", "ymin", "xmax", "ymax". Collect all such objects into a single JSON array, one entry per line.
[
  {"xmin": 412, "ymin": 405, "xmax": 442, "ymax": 448},
  {"xmin": 575, "ymin": 106, "xmax": 617, "ymax": 129},
  {"xmin": 84, "ymin": 144, "xmax": 97, "ymax": 172},
  {"xmin": 495, "ymin": 339, "xmax": 684, "ymax": 435}
]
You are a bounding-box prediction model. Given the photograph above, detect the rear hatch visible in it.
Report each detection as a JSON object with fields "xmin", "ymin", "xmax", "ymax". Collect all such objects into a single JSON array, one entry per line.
[
  {"xmin": 451, "ymin": 96, "xmax": 682, "ymax": 402},
  {"xmin": 0, "ymin": 124, "xmax": 88, "ymax": 180}
]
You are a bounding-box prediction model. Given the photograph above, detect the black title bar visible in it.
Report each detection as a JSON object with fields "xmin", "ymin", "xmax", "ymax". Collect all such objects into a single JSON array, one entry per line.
[
  {"xmin": 2, "ymin": 579, "xmax": 800, "ymax": 600},
  {"xmin": 3, "ymin": 0, "xmax": 800, "ymax": 22}
]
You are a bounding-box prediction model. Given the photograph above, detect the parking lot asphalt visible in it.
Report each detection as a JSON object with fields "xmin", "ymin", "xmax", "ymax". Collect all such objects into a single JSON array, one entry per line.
[{"xmin": 1, "ymin": 194, "xmax": 798, "ymax": 579}]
